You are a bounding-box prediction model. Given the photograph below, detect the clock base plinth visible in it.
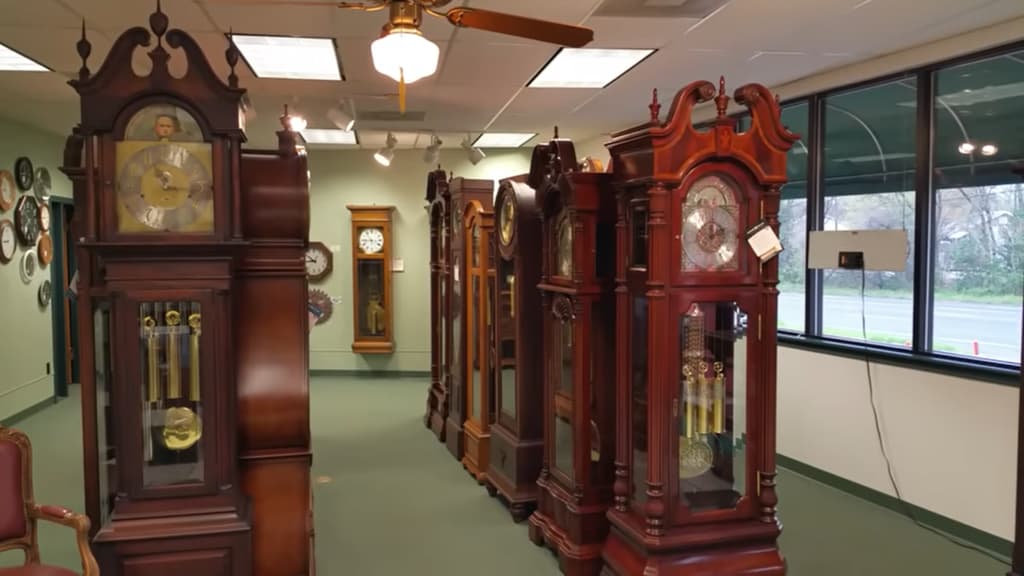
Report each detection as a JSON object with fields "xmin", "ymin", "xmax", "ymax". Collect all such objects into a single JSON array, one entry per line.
[
  {"xmin": 601, "ymin": 512, "xmax": 784, "ymax": 576},
  {"xmin": 94, "ymin": 510, "xmax": 252, "ymax": 576},
  {"xmin": 427, "ymin": 387, "xmax": 448, "ymax": 442},
  {"xmin": 529, "ymin": 504, "xmax": 606, "ymax": 576},
  {"xmin": 487, "ymin": 424, "xmax": 542, "ymax": 521},
  {"xmin": 444, "ymin": 415, "xmax": 464, "ymax": 460},
  {"xmin": 462, "ymin": 420, "xmax": 490, "ymax": 484},
  {"xmin": 529, "ymin": 473, "xmax": 611, "ymax": 576},
  {"xmin": 351, "ymin": 341, "xmax": 394, "ymax": 354}
]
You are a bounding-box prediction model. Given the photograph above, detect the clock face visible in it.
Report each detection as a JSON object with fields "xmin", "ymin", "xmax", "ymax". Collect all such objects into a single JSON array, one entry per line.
[
  {"xmin": 14, "ymin": 195, "xmax": 40, "ymax": 246},
  {"xmin": 499, "ymin": 195, "xmax": 515, "ymax": 246},
  {"xmin": 117, "ymin": 143, "xmax": 214, "ymax": 232},
  {"xmin": 305, "ymin": 243, "xmax": 332, "ymax": 280},
  {"xmin": 14, "ymin": 157, "xmax": 33, "ymax": 191},
  {"xmin": 33, "ymin": 167, "xmax": 51, "ymax": 200},
  {"xmin": 556, "ymin": 209, "xmax": 572, "ymax": 277},
  {"xmin": 19, "ymin": 249, "xmax": 35, "ymax": 284},
  {"xmin": 0, "ymin": 220, "xmax": 16, "ymax": 263},
  {"xmin": 681, "ymin": 174, "xmax": 741, "ymax": 272},
  {"xmin": 0, "ymin": 170, "xmax": 15, "ymax": 212},
  {"xmin": 38, "ymin": 203, "xmax": 50, "ymax": 232},
  {"xmin": 358, "ymin": 227, "xmax": 385, "ymax": 254},
  {"xmin": 37, "ymin": 234, "xmax": 52, "ymax": 267}
]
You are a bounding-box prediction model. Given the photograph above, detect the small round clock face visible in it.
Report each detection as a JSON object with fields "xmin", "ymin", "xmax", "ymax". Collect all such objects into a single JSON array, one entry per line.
[
  {"xmin": 20, "ymin": 249, "xmax": 36, "ymax": 284},
  {"xmin": 681, "ymin": 174, "xmax": 740, "ymax": 272},
  {"xmin": 33, "ymin": 167, "xmax": 51, "ymax": 200},
  {"xmin": 499, "ymin": 195, "xmax": 515, "ymax": 246},
  {"xmin": 38, "ymin": 280, "xmax": 51, "ymax": 307},
  {"xmin": 14, "ymin": 195, "xmax": 40, "ymax": 246},
  {"xmin": 305, "ymin": 244, "xmax": 330, "ymax": 279},
  {"xmin": 117, "ymin": 143, "xmax": 213, "ymax": 231},
  {"xmin": 38, "ymin": 203, "xmax": 50, "ymax": 232},
  {"xmin": 0, "ymin": 220, "xmax": 16, "ymax": 263},
  {"xmin": 14, "ymin": 157, "xmax": 33, "ymax": 191},
  {"xmin": 358, "ymin": 227, "xmax": 384, "ymax": 254},
  {"xmin": 0, "ymin": 170, "xmax": 15, "ymax": 212}
]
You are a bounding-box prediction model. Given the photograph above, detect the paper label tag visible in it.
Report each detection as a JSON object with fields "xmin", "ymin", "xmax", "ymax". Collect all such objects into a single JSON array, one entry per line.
[{"xmin": 746, "ymin": 221, "xmax": 783, "ymax": 262}]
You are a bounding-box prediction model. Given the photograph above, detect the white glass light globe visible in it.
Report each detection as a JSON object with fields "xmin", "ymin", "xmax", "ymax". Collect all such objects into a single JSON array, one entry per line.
[{"xmin": 371, "ymin": 29, "xmax": 440, "ymax": 84}]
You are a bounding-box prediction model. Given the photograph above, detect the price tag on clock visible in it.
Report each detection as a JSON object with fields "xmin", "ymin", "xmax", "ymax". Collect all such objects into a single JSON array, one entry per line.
[{"xmin": 746, "ymin": 220, "xmax": 783, "ymax": 262}]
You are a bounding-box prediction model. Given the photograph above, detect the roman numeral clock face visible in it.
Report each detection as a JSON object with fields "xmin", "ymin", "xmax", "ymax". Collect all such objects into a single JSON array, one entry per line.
[
  {"xmin": 117, "ymin": 144, "xmax": 213, "ymax": 232},
  {"xmin": 681, "ymin": 174, "xmax": 741, "ymax": 272},
  {"xmin": 358, "ymin": 227, "xmax": 385, "ymax": 254}
]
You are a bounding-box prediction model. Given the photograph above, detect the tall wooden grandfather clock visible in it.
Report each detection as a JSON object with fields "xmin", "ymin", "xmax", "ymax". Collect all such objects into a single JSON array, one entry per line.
[
  {"xmin": 444, "ymin": 177, "xmax": 493, "ymax": 460},
  {"xmin": 62, "ymin": 6, "xmax": 313, "ymax": 575},
  {"xmin": 527, "ymin": 139, "xmax": 617, "ymax": 575},
  {"xmin": 601, "ymin": 80, "xmax": 798, "ymax": 575},
  {"xmin": 424, "ymin": 169, "xmax": 451, "ymax": 441}
]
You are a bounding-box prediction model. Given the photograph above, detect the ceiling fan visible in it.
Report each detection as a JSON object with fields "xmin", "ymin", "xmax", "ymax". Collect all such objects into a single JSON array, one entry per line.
[{"xmin": 213, "ymin": 0, "xmax": 595, "ymax": 112}]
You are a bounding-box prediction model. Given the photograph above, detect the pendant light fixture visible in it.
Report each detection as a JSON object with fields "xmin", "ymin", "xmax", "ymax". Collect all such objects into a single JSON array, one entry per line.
[{"xmin": 370, "ymin": 2, "xmax": 439, "ymax": 114}]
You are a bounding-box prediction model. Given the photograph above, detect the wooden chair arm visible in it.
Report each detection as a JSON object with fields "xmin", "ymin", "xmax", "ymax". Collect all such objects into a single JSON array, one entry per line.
[{"xmin": 28, "ymin": 505, "xmax": 99, "ymax": 576}]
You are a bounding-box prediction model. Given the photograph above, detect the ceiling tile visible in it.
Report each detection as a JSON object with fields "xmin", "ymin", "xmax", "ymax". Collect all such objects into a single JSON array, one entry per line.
[{"xmin": 437, "ymin": 41, "xmax": 555, "ymax": 87}]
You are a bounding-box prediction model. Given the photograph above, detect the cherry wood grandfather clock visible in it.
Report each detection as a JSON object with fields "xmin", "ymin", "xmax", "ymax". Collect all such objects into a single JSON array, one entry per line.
[
  {"xmin": 526, "ymin": 139, "xmax": 617, "ymax": 575},
  {"xmin": 461, "ymin": 198, "xmax": 496, "ymax": 482},
  {"xmin": 601, "ymin": 79, "xmax": 798, "ymax": 576},
  {"xmin": 424, "ymin": 169, "xmax": 451, "ymax": 441},
  {"xmin": 61, "ymin": 6, "xmax": 314, "ymax": 575},
  {"xmin": 486, "ymin": 172, "xmax": 543, "ymax": 521},
  {"xmin": 444, "ymin": 177, "xmax": 494, "ymax": 460}
]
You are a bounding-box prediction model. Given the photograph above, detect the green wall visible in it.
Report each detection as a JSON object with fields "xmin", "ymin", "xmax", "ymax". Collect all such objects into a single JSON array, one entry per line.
[
  {"xmin": 0, "ymin": 118, "xmax": 70, "ymax": 422},
  {"xmin": 307, "ymin": 148, "xmax": 531, "ymax": 372}
]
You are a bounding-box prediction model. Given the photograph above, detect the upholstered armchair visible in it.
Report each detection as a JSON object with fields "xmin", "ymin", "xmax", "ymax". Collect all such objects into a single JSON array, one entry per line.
[{"xmin": 0, "ymin": 426, "xmax": 99, "ymax": 576}]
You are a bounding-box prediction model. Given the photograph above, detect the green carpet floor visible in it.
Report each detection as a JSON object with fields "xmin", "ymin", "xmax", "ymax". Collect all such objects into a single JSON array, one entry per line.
[{"xmin": 0, "ymin": 374, "xmax": 1011, "ymax": 575}]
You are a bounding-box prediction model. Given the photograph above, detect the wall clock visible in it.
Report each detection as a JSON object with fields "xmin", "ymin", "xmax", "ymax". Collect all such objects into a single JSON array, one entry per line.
[
  {"xmin": 0, "ymin": 219, "xmax": 15, "ymax": 263},
  {"xmin": 14, "ymin": 195, "xmax": 40, "ymax": 246},
  {"xmin": 33, "ymin": 167, "xmax": 51, "ymax": 201},
  {"xmin": 19, "ymin": 248, "xmax": 35, "ymax": 284},
  {"xmin": 38, "ymin": 279, "xmax": 51, "ymax": 307},
  {"xmin": 37, "ymin": 234, "xmax": 53, "ymax": 268},
  {"xmin": 0, "ymin": 170, "xmax": 15, "ymax": 212},
  {"xmin": 38, "ymin": 202, "xmax": 51, "ymax": 233},
  {"xmin": 307, "ymin": 288, "xmax": 333, "ymax": 326},
  {"xmin": 305, "ymin": 241, "xmax": 333, "ymax": 282},
  {"xmin": 347, "ymin": 205, "xmax": 395, "ymax": 354},
  {"xmin": 14, "ymin": 157, "xmax": 33, "ymax": 191}
]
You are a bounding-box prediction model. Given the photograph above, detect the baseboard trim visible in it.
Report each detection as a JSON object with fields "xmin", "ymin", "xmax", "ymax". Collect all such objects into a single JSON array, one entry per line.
[
  {"xmin": 0, "ymin": 396, "xmax": 58, "ymax": 427},
  {"xmin": 310, "ymin": 369, "xmax": 430, "ymax": 379},
  {"xmin": 776, "ymin": 453, "xmax": 1012, "ymax": 560}
]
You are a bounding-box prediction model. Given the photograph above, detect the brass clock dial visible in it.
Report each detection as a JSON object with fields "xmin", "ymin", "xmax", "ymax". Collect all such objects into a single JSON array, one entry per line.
[
  {"xmin": 681, "ymin": 174, "xmax": 740, "ymax": 271},
  {"xmin": 358, "ymin": 227, "xmax": 385, "ymax": 254},
  {"xmin": 499, "ymin": 195, "xmax": 515, "ymax": 246},
  {"xmin": 117, "ymin": 143, "xmax": 214, "ymax": 232}
]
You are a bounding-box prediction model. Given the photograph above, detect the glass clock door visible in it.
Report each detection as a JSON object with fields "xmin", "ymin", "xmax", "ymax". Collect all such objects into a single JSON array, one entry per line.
[
  {"xmin": 551, "ymin": 306, "xmax": 574, "ymax": 483},
  {"xmin": 497, "ymin": 259, "xmax": 516, "ymax": 423}
]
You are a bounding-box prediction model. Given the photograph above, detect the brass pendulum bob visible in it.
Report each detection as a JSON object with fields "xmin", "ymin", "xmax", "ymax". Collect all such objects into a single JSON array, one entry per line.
[{"xmin": 162, "ymin": 309, "xmax": 202, "ymax": 451}]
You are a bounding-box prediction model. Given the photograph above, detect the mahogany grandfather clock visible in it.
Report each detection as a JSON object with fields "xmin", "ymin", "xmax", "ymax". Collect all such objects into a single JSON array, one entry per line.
[
  {"xmin": 601, "ymin": 79, "xmax": 798, "ymax": 576},
  {"xmin": 444, "ymin": 177, "xmax": 494, "ymax": 461},
  {"xmin": 424, "ymin": 169, "xmax": 451, "ymax": 441},
  {"xmin": 486, "ymin": 172, "xmax": 543, "ymax": 521},
  {"xmin": 61, "ymin": 6, "xmax": 313, "ymax": 575},
  {"xmin": 527, "ymin": 139, "xmax": 617, "ymax": 575}
]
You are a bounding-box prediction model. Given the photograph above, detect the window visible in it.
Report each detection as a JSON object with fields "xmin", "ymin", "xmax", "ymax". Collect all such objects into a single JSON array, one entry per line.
[
  {"xmin": 778, "ymin": 102, "xmax": 809, "ymax": 332},
  {"xmin": 820, "ymin": 79, "xmax": 917, "ymax": 346},
  {"xmin": 932, "ymin": 51, "xmax": 1024, "ymax": 364}
]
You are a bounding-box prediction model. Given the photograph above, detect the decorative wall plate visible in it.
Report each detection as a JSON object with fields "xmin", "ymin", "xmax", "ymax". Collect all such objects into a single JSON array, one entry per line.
[
  {"xmin": 308, "ymin": 288, "xmax": 333, "ymax": 326},
  {"xmin": 0, "ymin": 170, "xmax": 15, "ymax": 212}
]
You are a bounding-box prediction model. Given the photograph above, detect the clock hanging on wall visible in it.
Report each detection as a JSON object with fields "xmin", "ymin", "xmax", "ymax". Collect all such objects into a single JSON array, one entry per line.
[
  {"xmin": 14, "ymin": 157, "xmax": 33, "ymax": 191},
  {"xmin": 347, "ymin": 205, "xmax": 395, "ymax": 354},
  {"xmin": 0, "ymin": 170, "xmax": 15, "ymax": 212},
  {"xmin": 0, "ymin": 220, "xmax": 16, "ymax": 263},
  {"xmin": 305, "ymin": 241, "xmax": 333, "ymax": 282},
  {"xmin": 14, "ymin": 195, "xmax": 40, "ymax": 246}
]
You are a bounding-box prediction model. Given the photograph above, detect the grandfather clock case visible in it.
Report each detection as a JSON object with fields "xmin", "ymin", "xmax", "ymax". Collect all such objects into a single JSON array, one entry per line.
[
  {"xmin": 486, "ymin": 174, "xmax": 543, "ymax": 521},
  {"xmin": 601, "ymin": 80, "xmax": 798, "ymax": 576},
  {"xmin": 526, "ymin": 140, "xmax": 617, "ymax": 576},
  {"xmin": 444, "ymin": 178, "xmax": 494, "ymax": 461},
  {"xmin": 424, "ymin": 169, "xmax": 451, "ymax": 441},
  {"xmin": 62, "ymin": 7, "xmax": 313, "ymax": 575}
]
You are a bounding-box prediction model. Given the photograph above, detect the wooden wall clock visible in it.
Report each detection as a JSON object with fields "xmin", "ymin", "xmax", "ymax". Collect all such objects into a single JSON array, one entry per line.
[
  {"xmin": 526, "ymin": 138, "xmax": 617, "ymax": 576},
  {"xmin": 424, "ymin": 169, "xmax": 451, "ymax": 442},
  {"xmin": 61, "ymin": 5, "xmax": 315, "ymax": 575},
  {"xmin": 443, "ymin": 178, "xmax": 494, "ymax": 461},
  {"xmin": 485, "ymin": 174, "xmax": 543, "ymax": 522},
  {"xmin": 348, "ymin": 205, "xmax": 395, "ymax": 354},
  {"xmin": 305, "ymin": 240, "xmax": 333, "ymax": 282},
  {"xmin": 460, "ymin": 197, "xmax": 495, "ymax": 483},
  {"xmin": 600, "ymin": 80, "xmax": 798, "ymax": 576}
]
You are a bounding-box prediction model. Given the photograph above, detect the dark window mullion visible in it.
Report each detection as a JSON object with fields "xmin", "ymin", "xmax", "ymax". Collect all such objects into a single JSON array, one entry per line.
[
  {"xmin": 805, "ymin": 93, "xmax": 824, "ymax": 336},
  {"xmin": 913, "ymin": 70, "xmax": 936, "ymax": 353}
]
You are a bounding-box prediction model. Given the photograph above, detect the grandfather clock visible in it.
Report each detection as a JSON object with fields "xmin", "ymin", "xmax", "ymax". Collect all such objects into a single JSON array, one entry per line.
[
  {"xmin": 461, "ymin": 198, "xmax": 495, "ymax": 482},
  {"xmin": 601, "ymin": 80, "xmax": 798, "ymax": 575},
  {"xmin": 61, "ymin": 6, "xmax": 313, "ymax": 575},
  {"xmin": 485, "ymin": 171, "xmax": 542, "ymax": 519},
  {"xmin": 444, "ymin": 177, "xmax": 494, "ymax": 460},
  {"xmin": 527, "ymin": 139, "xmax": 617, "ymax": 575},
  {"xmin": 424, "ymin": 169, "xmax": 451, "ymax": 441}
]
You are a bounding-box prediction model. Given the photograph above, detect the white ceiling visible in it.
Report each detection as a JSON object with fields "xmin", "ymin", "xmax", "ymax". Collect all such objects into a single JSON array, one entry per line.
[{"xmin": 0, "ymin": 0, "xmax": 1022, "ymax": 150}]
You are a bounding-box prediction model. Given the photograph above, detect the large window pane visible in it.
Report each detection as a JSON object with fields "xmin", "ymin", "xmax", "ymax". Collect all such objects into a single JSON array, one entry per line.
[
  {"xmin": 822, "ymin": 79, "xmax": 917, "ymax": 345},
  {"xmin": 779, "ymin": 102, "xmax": 809, "ymax": 332},
  {"xmin": 933, "ymin": 51, "xmax": 1024, "ymax": 364}
]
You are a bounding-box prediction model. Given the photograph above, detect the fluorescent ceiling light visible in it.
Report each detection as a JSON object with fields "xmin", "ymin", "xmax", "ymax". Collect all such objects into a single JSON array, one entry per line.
[
  {"xmin": 529, "ymin": 48, "xmax": 655, "ymax": 89},
  {"xmin": 472, "ymin": 133, "xmax": 536, "ymax": 148},
  {"xmin": 232, "ymin": 35, "xmax": 341, "ymax": 80},
  {"xmin": 300, "ymin": 129, "xmax": 358, "ymax": 145},
  {"xmin": 0, "ymin": 43, "xmax": 47, "ymax": 71}
]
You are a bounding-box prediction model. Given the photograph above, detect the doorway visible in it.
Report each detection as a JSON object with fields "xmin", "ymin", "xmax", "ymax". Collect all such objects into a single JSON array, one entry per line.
[{"xmin": 49, "ymin": 198, "xmax": 78, "ymax": 398}]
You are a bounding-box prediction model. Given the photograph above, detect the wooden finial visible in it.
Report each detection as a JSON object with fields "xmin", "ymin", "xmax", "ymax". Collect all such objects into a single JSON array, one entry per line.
[
  {"xmin": 150, "ymin": 0, "xmax": 168, "ymax": 46},
  {"xmin": 226, "ymin": 28, "xmax": 240, "ymax": 88},
  {"xmin": 279, "ymin": 104, "xmax": 291, "ymax": 131},
  {"xmin": 715, "ymin": 76, "xmax": 729, "ymax": 118},
  {"xmin": 76, "ymin": 20, "xmax": 92, "ymax": 81},
  {"xmin": 649, "ymin": 88, "xmax": 661, "ymax": 122},
  {"xmin": 554, "ymin": 126, "xmax": 559, "ymax": 139}
]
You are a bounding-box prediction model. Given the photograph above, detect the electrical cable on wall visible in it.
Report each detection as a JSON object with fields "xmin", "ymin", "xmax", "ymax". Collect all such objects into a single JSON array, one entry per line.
[{"xmin": 858, "ymin": 268, "xmax": 1010, "ymax": 565}]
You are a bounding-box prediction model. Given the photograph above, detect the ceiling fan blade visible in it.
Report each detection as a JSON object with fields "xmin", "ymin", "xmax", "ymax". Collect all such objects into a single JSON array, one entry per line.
[
  {"xmin": 201, "ymin": 0, "xmax": 387, "ymax": 9},
  {"xmin": 444, "ymin": 7, "xmax": 593, "ymax": 48}
]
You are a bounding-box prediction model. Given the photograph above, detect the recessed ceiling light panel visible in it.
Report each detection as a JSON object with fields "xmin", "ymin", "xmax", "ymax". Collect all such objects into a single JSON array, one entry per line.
[
  {"xmin": 232, "ymin": 35, "xmax": 341, "ymax": 80},
  {"xmin": 529, "ymin": 48, "xmax": 655, "ymax": 89},
  {"xmin": 300, "ymin": 129, "xmax": 359, "ymax": 145},
  {"xmin": 0, "ymin": 43, "xmax": 47, "ymax": 72},
  {"xmin": 472, "ymin": 133, "xmax": 537, "ymax": 148}
]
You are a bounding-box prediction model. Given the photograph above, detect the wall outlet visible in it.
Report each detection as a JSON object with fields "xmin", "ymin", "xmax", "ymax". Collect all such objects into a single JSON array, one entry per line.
[{"xmin": 838, "ymin": 251, "xmax": 864, "ymax": 270}]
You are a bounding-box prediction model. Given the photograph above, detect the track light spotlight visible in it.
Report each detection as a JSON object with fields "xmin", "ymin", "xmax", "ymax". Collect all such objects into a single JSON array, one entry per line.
[
  {"xmin": 461, "ymin": 135, "xmax": 485, "ymax": 166},
  {"xmin": 327, "ymin": 101, "xmax": 355, "ymax": 132},
  {"xmin": 423, "ymin": 134, "xmax": 442, "ymax": 165},
  {"xmin": 374, "ymin": 132, "xmax": 398, "ymax": 167}
]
